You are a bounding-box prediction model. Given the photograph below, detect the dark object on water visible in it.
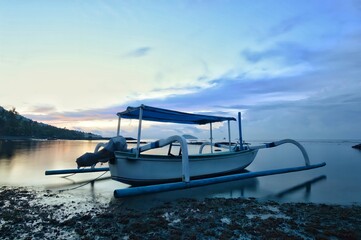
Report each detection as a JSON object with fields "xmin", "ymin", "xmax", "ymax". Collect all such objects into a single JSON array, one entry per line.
[
  {"xmin": 76, "ymin": 136, "xmax": 128, "ymax": 168},
  {"xmin": 214, "ymin": 141, "xmax": 237, "ymax": 147},
  {"xmin": 352, "ymin": 143, "xmax": 361, "ymax": 150}
]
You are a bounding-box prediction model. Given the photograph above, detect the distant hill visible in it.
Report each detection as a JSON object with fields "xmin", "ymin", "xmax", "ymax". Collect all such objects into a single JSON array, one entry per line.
[{"xmin": 0, "ymin": 106, "xmax": 102, "ymax": 140}]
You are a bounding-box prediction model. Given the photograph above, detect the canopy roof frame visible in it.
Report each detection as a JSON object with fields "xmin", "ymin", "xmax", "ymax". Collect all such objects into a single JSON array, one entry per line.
[
  {"xmin": 116, "ymin": 105, "xmax": 237, "ymax": 156},
  {"xmin": 117, "ymin": 105, "xmax": 236, "ymax": 125}
]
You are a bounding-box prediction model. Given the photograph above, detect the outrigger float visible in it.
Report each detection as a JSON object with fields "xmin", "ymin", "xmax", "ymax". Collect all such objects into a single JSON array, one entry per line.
[{"xmin": 45, "ymin": 105, "xmax": 326, "ymax": 198}]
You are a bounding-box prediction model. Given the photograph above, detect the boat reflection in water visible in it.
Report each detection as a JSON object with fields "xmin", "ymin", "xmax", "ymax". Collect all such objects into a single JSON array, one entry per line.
[
  {"xmin": 267, "ymin": 175, "xmax": 327, "ymax": 201},
  {"xmin": 115, "ymin": 175, "xmax": 327, "ymax": 209},
  {"xmin": 43, "ymin": 167, "xmax": 326, "ymax": 210}
]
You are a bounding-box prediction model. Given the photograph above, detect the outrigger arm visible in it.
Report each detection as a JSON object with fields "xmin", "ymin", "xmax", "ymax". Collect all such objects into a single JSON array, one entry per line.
[
  {"xmin": 131, "ymin": 135, "xmax": 190, "ymax": 182},
  {"xmin": 249, "ymin": 139, "xmax": 310, "ymax": 166}
]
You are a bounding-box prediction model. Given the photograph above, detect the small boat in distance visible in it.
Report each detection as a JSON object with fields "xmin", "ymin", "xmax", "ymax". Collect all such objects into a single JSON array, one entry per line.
[{"xmin": 46, "ymin": 104, "xmax": 326, "ymax": 197}]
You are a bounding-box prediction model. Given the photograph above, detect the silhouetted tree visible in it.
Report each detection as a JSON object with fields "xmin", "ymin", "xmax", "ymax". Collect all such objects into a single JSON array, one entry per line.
[{"xmin": 0, "ymin": 106, "xmax": 97, "ymax": 139}]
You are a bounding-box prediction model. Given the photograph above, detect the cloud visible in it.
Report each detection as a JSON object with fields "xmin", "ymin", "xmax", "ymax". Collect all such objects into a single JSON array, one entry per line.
[
  {"xmin": 30, "ymin": 105, "xmax": 57, "ymax": 114},
  {"xmin": 23, "ymin": 104, "xmax": 124, "ymax": 124},
  {"xmin": 124, "ymin": 47, "xmax": 152, "ymax": 58},
  {"xmin": 23, "ymin": 28, "xmax": 361, "ymax": 139},
  {"xmin": 267, "ymin": 17, "xmax": 303, "ymax": 39},
  {"xmin": 114, "ymin": 32, "xmax": 361, "ymax": 139},
  {"xmin": 241, "ymin": 42, "xmax": 311, "ymax": 65},
  {"xmin": 243, "ymin": 91, "xmax": 361, "ymax": 139}
]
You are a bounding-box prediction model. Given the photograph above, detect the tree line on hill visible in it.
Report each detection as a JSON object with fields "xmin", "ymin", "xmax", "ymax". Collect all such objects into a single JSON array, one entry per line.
[{"xmin": 0, "ymin": 106, "xmax": 101, "ymax": 140}]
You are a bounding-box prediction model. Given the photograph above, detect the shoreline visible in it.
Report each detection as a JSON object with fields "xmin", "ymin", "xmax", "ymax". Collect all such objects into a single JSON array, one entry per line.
[
  {"xmin": 0, "ymin": 136, "xmax": 142, "ymax": 142},
  {"xmin": 0, "ymin": 136, "xmax": 108, "ymax": 141},
  {"xmin": 1, "ymin": 186, "xmax": 360, "ymax": 239}
]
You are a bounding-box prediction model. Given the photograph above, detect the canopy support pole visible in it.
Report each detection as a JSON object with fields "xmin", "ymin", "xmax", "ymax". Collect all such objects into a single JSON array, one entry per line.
[
  {"xmin": 227, "ymin": 120, "xmax": 231, "ymax": 151},
  {"xmin": 116, "ymin": 116, "xmax": 121, "ymax": 136},
  {"xmin": 238, "ymin": 112, "xmax": 243, "ymax": 150},
  {"xmin": 136, "ymin": 106, "xmax": 144, "ymax": 158},
  {"xmin": 210, "ymin": 122, "xmax": 213, "ymax": 153}
]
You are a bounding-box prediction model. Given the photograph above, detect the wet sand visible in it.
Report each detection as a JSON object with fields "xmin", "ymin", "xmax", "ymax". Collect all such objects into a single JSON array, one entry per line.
[{"xmin": 1, "ymin": 186, "xmax": 360, "ymax": 239}]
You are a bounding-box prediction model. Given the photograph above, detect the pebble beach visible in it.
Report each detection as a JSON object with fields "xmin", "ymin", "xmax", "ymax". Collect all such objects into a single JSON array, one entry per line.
[{"xmin": 1, "ymin": 186, "xmax": 361, "ymax": 239}]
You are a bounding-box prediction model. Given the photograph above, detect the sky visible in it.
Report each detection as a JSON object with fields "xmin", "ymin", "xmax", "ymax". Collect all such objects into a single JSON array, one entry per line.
[{"xmin": 1, "ymin": 0, "xmax": 361, "ymax": 140}]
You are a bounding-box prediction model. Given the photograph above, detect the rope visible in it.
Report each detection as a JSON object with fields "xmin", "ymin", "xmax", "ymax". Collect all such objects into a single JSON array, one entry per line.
[{"xmin": 58, "ymin": 170, "xmax": 109, "ymax": 193}]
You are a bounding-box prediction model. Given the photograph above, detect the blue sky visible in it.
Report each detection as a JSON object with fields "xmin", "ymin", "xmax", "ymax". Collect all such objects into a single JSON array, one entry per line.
[{"xmin": 1, "ymin": 1, "xmax": 361, "ymax": 140}]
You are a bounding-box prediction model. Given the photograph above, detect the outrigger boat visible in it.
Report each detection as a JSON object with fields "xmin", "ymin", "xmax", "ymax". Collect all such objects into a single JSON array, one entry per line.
[{"xmin": 45, "ymin": 105, "xmax": 326, "ymax": 198}]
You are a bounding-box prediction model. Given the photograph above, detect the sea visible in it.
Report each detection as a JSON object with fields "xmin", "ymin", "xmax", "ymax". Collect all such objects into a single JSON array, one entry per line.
[{"xmin": 1, "ymin": 139, "xmax": 361, "ymax": 206}]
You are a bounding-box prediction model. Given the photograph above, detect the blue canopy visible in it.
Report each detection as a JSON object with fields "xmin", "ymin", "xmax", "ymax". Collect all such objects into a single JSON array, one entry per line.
[{"xmin": 117, "ymin": 105, "xmax": 236, "ymax": 125}]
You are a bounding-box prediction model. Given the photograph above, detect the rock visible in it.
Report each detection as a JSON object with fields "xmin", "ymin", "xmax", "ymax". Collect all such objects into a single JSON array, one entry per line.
[
  {"xmin": 352, "ymin": 143, "xmax": 361, "ymax": 150},
  {"xmin": 1, "ymin": 187, "xmax": 361, "ymax": 239}
]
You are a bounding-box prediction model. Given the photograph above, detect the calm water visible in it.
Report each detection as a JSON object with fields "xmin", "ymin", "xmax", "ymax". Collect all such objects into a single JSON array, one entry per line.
[{"xmin": 1, "ymin": 139, "xmax": 361, "ymax": 206}]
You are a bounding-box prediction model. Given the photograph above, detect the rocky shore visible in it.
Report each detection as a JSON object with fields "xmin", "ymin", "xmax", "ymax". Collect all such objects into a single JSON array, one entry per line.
[{"xmin": 1, "ymin": 186, "xmax": 361, "ymax": 239}]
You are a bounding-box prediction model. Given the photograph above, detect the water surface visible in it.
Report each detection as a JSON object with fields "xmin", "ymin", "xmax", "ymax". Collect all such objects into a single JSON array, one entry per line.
[{"xmin": 1, "ymin": 139, "xmax": 360, "ymax": 206}]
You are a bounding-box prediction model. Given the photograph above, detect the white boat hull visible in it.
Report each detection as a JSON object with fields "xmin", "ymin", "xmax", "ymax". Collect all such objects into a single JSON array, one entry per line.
[{"xmin": 109, "ymin": 149, "xmax": 258, "ymax": 185}]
